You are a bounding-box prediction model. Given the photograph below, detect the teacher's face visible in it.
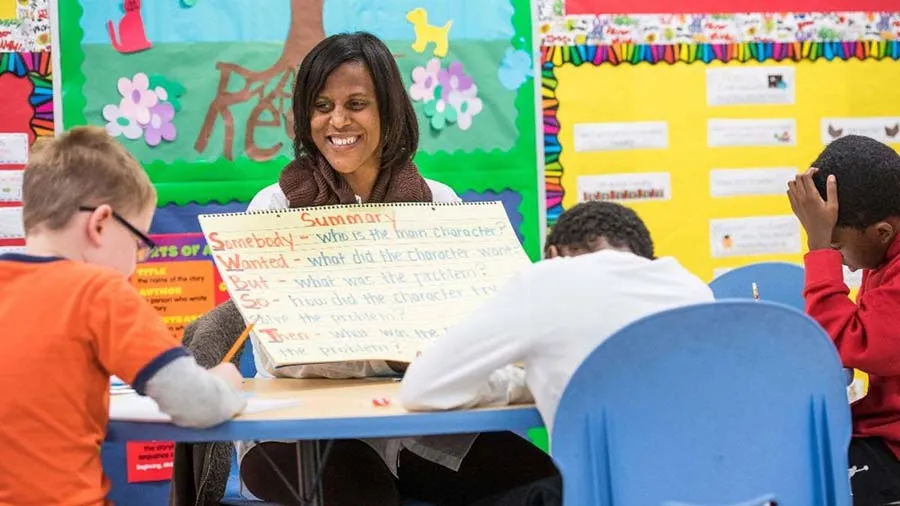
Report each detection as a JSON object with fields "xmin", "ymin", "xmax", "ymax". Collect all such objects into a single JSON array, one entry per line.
[{"xmin": 310, "ymin": 62, "xmax": 381, "ymax": 178}]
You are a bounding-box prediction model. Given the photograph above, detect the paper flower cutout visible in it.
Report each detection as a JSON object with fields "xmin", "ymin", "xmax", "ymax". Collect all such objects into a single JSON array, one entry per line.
[
  {"xmin": 103, "ymin": 103, "xmax": 143, "ymax": 140},
  {"xmin": 102, "ymin": 72, "xmax": 180, "ymax": 147},
  {"xmin": 409, "ymin": 60, "xmax": 482, "ymax": 133},
  {"xmin": 498, "ymin": 47, "xmax": 533, "ymax": 90},
  {"xmin": 423, "ymin": 85, "xmax": 457, "ymax": 130},
  {"xmin": 148, "ymin": 74, "xmax": 186, "ymax": 112},
  {"xmin": 447, "ymin": 86, "xmax": 483, "ymax": 131},
  {"xmin": 409, "ymin": 58, "xmax": 441, "ymax": 102},
  {"xmin": 144, "ymin": 102, "xmax": 177, "ymax": 146},
  {"xmin": 117, "ymin": 73, "xmax": 158, "ymax": 125},
  {"xmin": 437, "ymin": 61, "xmax": 473, "ymax": 101}
]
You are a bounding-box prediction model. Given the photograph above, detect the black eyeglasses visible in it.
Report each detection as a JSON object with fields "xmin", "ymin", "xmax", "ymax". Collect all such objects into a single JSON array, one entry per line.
[{"xmin": 78, "ymin": 206, "xmax": 157, "ymax": 261}]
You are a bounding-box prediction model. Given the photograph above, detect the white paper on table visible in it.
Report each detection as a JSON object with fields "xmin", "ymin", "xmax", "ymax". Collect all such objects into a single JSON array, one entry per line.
[
  {"xmin": 0, "ymin": 134, "xmax": 29, "ymax": 165},
  {"xmin": 707, "ymin": 119, "xmax": 796, "ymax": 148},
  {"xmin": 710, "ymin": 215, "xmax": 801, "ymax": 258},
  {"xmin": 577, "ymin": 172, "xmax": 671, "ymax": 202},
  {"xmin": 706, "ymin": 66, "xmax": 795, "ymax": 107},
  {"xmin": 109, "ymin": 394, "xmax": 301, "ymax": 423},
  {"xmin": 0, "ymin": 206, "xmax": 24, "ymax": 239},
  {"xmin": 0, "ymin": 171, "xmax": 23, "ymax": 202},
  {"xmin": 709, "ymin": 167, "xmax": 797, "ymax": 197},
  {"xmin": 820, "ymin": 117, "xmax": 900, "ymax": 145},
  {"xmin": 573, "ymin": 121, "xmax": 669, "ymax": 152}
]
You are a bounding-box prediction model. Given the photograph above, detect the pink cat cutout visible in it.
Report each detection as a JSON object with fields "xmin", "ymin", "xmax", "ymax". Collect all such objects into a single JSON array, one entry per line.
[{"xmin": 107, "ymin": 0, "xmax": 152, "ymax": 54}]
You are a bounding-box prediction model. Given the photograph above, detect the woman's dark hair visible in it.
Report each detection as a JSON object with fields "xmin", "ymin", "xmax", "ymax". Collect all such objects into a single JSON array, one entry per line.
[{"xmin": 292, "ymin": 32, "xmax": 418, "ymax": 172}]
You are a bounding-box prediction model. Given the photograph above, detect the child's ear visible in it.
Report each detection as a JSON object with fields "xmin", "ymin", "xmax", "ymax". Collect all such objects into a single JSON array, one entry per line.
[
  {"xmin": 545, "ymin": 245, "xmax": 560, "ymax": 259},
  {"xmin": 85, "ymin": 205, "xmax": 113, "ymax": 246},
  {"xmin": 874, "ymin": 221, "xmax": 895, "ymax": 244}
]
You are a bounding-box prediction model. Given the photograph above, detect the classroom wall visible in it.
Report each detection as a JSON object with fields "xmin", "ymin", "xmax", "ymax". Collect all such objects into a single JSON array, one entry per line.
[{"xmin": 0, "ymin": 0, "xmax": 53, "ymax": 252}]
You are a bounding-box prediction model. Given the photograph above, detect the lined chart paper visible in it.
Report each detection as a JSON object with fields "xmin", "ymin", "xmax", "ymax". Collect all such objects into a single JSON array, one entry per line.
[{"xmin": 199, "ymin": 202, "xmax": 529, "ymax": 366}]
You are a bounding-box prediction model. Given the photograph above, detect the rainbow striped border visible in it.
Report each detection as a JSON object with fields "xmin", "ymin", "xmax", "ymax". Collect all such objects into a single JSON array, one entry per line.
[
  {"xmin": 542, "ymin": 40, "xmax": 900, "ymax": 226},
  {"xmin": 0, "ymin": 52, "xmax": 54, "ymax": 139}
]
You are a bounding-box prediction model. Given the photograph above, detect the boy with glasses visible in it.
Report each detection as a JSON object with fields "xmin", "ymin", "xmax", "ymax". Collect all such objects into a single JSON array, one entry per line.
[{"xmin": 0, "ymin": 126, "xmax": 245, "ymax": 505}]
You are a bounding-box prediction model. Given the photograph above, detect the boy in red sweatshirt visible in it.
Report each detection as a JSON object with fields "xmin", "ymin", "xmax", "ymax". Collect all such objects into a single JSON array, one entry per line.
[{"xmin": 788, "ymin": 135, "xmax": 900, "ymax": 505}]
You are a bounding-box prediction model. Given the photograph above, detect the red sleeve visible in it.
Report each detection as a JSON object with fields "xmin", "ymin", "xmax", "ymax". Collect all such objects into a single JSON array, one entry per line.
[
  {"xmin": 804, "ymin": 249, "xmax": 900, "ymax": 375},
  {"xmin": 87, "ymin": 273, "xmax": 189, "ymax": 393}
]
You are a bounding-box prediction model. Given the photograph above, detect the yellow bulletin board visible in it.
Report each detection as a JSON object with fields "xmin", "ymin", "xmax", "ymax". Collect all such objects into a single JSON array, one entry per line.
[
  {"xmin": 531, "ymin": 10, "xmax": 895, "ymax": 432},
  {"xmin": 553, "ymin": 57, "xmax": 900, "ymax": 280}
]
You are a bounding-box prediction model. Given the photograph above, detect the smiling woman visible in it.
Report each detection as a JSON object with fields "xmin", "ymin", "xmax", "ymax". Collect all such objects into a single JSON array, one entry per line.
[{"xmin": 220, "ymin": 31, "xmax": 559, "ymax": 506}]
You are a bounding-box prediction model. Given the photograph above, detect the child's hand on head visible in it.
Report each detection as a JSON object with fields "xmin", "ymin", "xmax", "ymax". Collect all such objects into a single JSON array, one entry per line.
[
  {"xmin": 787, "ymin": 167, "xmax": 839, "ymax": 250},
  {"xmin": 209, "ymin": 363, "xmax": 244, "ymax": 389}
]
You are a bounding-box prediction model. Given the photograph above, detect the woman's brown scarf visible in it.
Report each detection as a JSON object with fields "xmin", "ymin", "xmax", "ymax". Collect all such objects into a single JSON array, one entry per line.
[{"xmin": 278, "ymin": 155, "xmax": 433, "ymax": 207}]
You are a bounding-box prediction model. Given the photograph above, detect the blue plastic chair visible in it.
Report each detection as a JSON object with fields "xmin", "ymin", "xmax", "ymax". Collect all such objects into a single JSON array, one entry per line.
[
  {"xmin": 551, "ymin": 300, "xmax": 852, "ymax": 506},
  {"xmin": 710, "ymin": 263, "xmax": 855, "ymax": 386},
  {"xmin": 709, "ymin": 262, "xmax": 805, "ymax": 310}
]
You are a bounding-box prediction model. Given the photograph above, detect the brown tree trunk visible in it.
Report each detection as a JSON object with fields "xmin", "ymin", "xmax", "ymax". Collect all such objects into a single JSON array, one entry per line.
[{"xmin": 194, "ymin": 0, "xmax": 325, "ymax": 161}]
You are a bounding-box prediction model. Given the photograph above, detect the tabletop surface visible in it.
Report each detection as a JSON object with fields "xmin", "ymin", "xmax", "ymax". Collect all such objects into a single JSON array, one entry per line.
[{"xmin": 106, "ymin": 378, "xmax": 544, "ymax": 443}]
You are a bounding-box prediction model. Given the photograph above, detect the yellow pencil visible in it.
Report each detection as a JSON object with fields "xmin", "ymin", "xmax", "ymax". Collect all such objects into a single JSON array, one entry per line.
[{"xmin": 222, "ymin": 324, "xmax": 255, "ymax": 364}]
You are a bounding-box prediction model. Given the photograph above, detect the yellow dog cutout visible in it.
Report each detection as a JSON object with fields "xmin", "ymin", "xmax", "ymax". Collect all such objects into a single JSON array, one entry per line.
[{"xmin": 407, "ymin": 7, "xmax": 452, "ymax": 58}]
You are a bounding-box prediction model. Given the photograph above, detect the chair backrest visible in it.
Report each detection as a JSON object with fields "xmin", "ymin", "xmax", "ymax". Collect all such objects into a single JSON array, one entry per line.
[
  {"xmin": 709, "ymin": 262, "xmax": 805, "ymax": 311},
  {"xmin": 551, "ymin": 300, "xmax": 851, "ymax": 506}
]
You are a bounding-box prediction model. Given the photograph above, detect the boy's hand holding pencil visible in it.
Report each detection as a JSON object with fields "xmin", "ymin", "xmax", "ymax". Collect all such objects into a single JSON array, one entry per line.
[{"xmin": 211, "ymin": 324, "xmax": 255, "ymax": 389}]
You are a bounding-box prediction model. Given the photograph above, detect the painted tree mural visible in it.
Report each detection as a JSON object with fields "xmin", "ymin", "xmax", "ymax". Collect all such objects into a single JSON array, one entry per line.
[{"xmin": 194, "ymin": 0, "xmax": 325, "ymax": 161}]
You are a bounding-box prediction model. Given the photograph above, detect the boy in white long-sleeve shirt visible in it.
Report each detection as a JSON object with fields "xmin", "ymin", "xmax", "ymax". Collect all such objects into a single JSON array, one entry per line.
[{"xmin": 401, "ymin": 201, "xmax": 714, "ymax": 435}]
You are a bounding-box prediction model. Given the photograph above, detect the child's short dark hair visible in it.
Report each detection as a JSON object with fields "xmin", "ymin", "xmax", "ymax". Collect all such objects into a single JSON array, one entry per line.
[
  {"xmin": 811, "ymin": 135, "xmax": 900, "ymax": 229},
  {"xmin": 545, "ymin": 201, "xmax": 654, "ymax": 259},
  {"xmin": 22, "ymin": 126, "xmax": 155, "ymax": 233},
  {"xmin": 292, "ymin": 32, "xmax": 418, "ymax": 173}
]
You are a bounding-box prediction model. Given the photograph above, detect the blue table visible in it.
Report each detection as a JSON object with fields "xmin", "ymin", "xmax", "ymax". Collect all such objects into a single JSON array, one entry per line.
[{"xmin": 108, "ymin": 378, "xmax": 544, "ymax": 505}]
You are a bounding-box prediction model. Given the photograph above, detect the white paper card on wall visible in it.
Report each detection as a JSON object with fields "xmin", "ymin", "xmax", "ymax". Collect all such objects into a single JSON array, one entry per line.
[
  {"xmin": 573, "ymin": 121, "xmax": 669, "ymax": 152},
  {"xmin": 0, "ymin": 171, "xmax": 24, "ymax": 202},
  {"xmin": 710, "ymin": 215, "xmax": 801, "ymax": 258},
  {"xmin": 0, "ymin": 245, "xmax": 25, "ymax": 255},
  {"xmin": 706, "ymin": 66, "xmax": 795, "ymax": 106},
  {"xmin": 576, "ymin": 172, "xmax": 671, "ymax": 202},
  {"xmin": 709, "ymin": 168, "xmax": 797, "ymax": 197},
  {"xmin": 820, "ymin": 117, "xmax": 900, "ymax": 145},
  {"xmin": 843, "ymin": 266, "xmax": 863, "ymax": 290},
  {"xmin": 707, "ymin": 119, "xmax": 796, "ymax": 148},
  {"xmin": 0, "ymin": 206, "xmax": 24, "ymax": 238},
  {"xmin": 0, "ymin": 134, "xmax": 29, "ymax": 164}
]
